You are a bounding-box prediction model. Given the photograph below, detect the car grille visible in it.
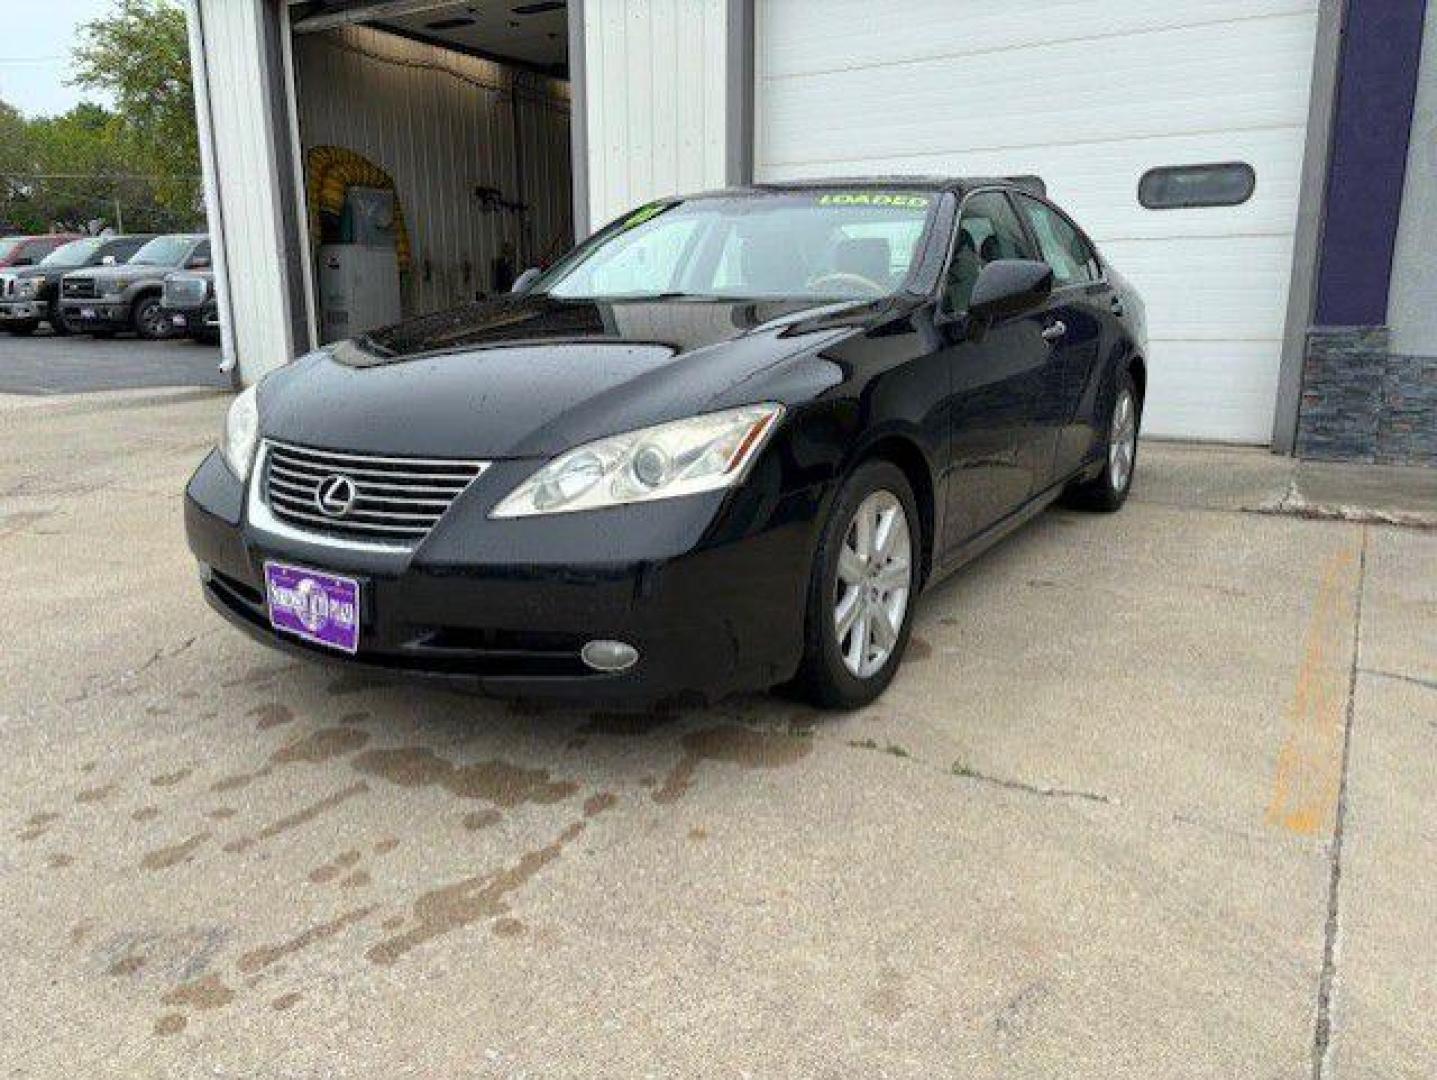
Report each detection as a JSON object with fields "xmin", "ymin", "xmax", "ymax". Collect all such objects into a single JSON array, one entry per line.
[
  {"xmin": 261, "ymin": 441, "xmax": 488, "ymax": 544},
  {"xmin": 62, "ymin": 277, "xmax": 96, "ymax": 299}
]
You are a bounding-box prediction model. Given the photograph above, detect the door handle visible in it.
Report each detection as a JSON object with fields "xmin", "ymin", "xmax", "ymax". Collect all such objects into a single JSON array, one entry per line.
[{"xmin": 1041, "ymin": 320, "xmax": 1067, "ymax": 343}]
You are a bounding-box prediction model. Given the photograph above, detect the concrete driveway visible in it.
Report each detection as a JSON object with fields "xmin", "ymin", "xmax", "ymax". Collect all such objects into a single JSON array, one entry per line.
[{"xmin": 1, "ymin": 392, "xmax": 1432, "ymax": 1078}]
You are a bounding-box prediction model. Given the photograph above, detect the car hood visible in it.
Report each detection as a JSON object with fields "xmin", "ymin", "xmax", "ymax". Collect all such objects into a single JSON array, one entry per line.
[
  {"xmin": 259, "ymin": 294, "xmax": 895, "ymax": 459},
  {"xmin": 69, "ymin": 264, "xmax": 168, "ymax": 283}
]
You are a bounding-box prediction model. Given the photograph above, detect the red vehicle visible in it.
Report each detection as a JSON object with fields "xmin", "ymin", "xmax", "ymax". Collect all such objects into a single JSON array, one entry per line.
[{"xmin": 0, "ymin": 235, "xmax": 82, "ymax": 269}]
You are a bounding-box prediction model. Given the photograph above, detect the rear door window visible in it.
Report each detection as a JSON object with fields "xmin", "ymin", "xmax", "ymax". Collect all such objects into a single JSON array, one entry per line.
[{"xmin": 1014, "ymin": 195, "xmax": 1100, "ymax": 288}]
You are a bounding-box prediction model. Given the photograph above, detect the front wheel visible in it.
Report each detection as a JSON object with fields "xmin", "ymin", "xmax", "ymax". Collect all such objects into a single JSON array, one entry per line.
[
  {"xmin": 793, "ymin": 460, "xmax": 920, "ymax": 710},
  {"xmin": 133, "ymin": 296, "xmax": 169, "ymax": 340},
  {"xmin": 1067, "ymin": 369, "xmax": 1140, "ymax": 512}
]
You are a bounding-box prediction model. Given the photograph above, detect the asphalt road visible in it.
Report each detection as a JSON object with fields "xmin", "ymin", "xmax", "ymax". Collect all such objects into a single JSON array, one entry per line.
[
  {"xmin": 0, "ymin": 392, "xmax": 1433, "ymax": 1078},
  {"xmin": 0, "ymin": 328, "xmax": 229, "ymax": 395}
]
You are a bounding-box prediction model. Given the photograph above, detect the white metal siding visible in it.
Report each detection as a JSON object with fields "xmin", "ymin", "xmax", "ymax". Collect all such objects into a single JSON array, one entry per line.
[
  {"xmin": 756, "ymin": 0, "xmax": 1321, "ymax": 443},
  {"xmin": 583, "ymin": 0, "xmax": 729, "ymax": 229},
  {"xmin": 193, "ymin": 0, "xmax": 301, "ymax": 384},
  {"xmin": 294, "ymin": 26, "xmax": 572, "ymax": 316}
]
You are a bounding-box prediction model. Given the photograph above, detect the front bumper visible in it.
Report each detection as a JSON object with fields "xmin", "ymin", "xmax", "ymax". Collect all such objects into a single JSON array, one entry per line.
[
  {"xmin": 0, "ymin": 300, "xmax": 44, "ymax": 321},
  {"xmin": 184, "ymin": 447, "xmax": 821, "ymax": 704},
  {"xmin": 59, "ymin": 299, "xmax": 130, "ymax": 329},
  {"xmin": 165, "ymin": 300, "xmax": 219, "ymax": 334}
]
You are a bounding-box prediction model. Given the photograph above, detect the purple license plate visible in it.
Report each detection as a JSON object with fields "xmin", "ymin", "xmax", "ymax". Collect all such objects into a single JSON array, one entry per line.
[{"xmin": 264, "ymin": 562, "xmax": 360, "ymax": 653}]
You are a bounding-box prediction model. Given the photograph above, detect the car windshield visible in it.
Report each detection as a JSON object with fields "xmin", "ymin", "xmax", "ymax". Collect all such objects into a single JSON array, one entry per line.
[
  {"xmin": 540, "ymin": 192, "xmax": 937, "ymax": 302},
  {"xmin": 0, "ymin": 238, "xmax": 24, "ymax": 261},
  {"xmin": 40, "ymin": 238, "xmax": 105, "ymax": 268},
  {"xmin": 129, "ymin": 235, "xmax": 194, "ymax": 267}
]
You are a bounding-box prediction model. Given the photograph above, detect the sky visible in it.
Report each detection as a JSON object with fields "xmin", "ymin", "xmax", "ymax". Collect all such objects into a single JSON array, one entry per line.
[{"xmin": 0, "ymin": 0, "xmax": 114, "ymax": 118}]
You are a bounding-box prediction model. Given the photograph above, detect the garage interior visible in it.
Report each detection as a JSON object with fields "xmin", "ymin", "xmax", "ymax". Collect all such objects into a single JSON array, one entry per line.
[{"xmin": 287, "ymin": 1, "xmax": 574, "ymax": 342}]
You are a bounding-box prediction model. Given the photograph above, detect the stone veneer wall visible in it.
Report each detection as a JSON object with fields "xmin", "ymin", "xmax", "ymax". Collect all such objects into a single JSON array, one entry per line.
[{"xmin": 1296, "ymin": 326, "xmax": 1437, "ymax": 465}]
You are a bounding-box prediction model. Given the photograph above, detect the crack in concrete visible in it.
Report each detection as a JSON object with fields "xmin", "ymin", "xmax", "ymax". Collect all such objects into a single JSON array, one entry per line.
[
  {"xmin": 1358, "ymin": 668, "xmax": 1437, "ymax": 694},
  {"xmin": 63, "ymin": 633, "xmax": 206, "ymax": 706},
  {"xmin": 1311, "ymin": 525, "xmax": 1368, "ymax": 1080},
  {"xmin": 949, "ymin": 761, "xmax": 1111, "ymax": 805}
]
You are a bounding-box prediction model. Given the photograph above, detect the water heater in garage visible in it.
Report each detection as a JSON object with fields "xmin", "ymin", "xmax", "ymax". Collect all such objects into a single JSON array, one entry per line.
[{"xmin": 317, "ymin": 187, "xmax": 402, "ymax": 343}]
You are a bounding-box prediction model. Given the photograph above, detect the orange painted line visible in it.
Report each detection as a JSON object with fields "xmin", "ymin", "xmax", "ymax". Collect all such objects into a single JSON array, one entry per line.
[{"xmin": 1265, "ymin": 539, "xmax": 1360, "ymax": 837}]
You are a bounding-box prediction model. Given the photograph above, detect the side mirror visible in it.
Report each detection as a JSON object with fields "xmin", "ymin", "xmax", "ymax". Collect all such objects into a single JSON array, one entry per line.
[
  {"xmin": 511, "ymin": 267, "xmax": 542, "ymax": 294},
  {"xmin": 101, "ymin": 255, "xmax": 118, "ymax": 266},
  {"xmin": 968, "ymin": 259, "xmax": 1053, "ymax": 321}
]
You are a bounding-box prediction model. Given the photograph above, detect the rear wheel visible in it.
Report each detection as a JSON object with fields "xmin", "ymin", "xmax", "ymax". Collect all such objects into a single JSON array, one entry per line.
[
  {"xmin": 1067, "ymin": 368, "xmax": 1140, "ymax": 512},
  {"xmin": 793, "ymin": 460, "xmax": 920, "ymax": 709},
  {"xmin": 133, "ymin": 296, "xmax": 169, "ymax": 340}
]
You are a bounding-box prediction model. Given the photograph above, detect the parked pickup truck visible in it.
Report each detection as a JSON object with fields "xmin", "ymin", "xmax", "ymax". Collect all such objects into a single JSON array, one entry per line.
[
  {"xmin": 161, "ymin": 269, "xmax": 220, "ymax": 344},
  {"xmin": 60, "ymin": 234, "xmax": 211, "ymax": 339},
  {"xmin": 0, "ymin": 234, "xmax": 81, "ymax": 269},
  {"xmin": 0, "ymin": 235, "xmax": 155, "ymax": 336}
]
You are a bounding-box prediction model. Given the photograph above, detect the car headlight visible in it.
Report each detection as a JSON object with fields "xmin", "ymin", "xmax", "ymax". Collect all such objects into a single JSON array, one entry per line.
[
  {"xmin": 17, "ymin": 279, "xmax": 38, "ymax": 297},
  {"xmin": 220, "ymin": 385, "xmax": 259, "ymax": 482},
  {"xmin": 491, "ymin": 404, "xmax": 784, "ymax": 518},
  {"xmin": 101, "ymin": 280, "xmax": 126, "ymax": 298}
]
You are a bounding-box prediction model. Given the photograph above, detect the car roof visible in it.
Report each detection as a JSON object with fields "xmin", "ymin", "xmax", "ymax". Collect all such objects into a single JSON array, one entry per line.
[{"xmin": 680, "ymin": 176, "xmax": 1033, "ymax": 200}]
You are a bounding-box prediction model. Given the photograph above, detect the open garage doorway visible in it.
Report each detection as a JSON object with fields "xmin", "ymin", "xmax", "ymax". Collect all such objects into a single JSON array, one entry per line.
[{"xmin": 287, "ymin": 1, "xmax": 574, "ymax": 342}]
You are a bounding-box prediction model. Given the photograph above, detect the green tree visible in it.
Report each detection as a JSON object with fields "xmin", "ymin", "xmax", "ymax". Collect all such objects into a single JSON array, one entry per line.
[{"xmin": 71, "ymin": 0, "xmax": 200, "ymax": 221}]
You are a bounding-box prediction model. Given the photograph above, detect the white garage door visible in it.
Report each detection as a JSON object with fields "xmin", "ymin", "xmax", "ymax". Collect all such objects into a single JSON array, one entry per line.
[{"xmin": 755, "ymin": 0, "xmax": 1320, "ymax": 443}]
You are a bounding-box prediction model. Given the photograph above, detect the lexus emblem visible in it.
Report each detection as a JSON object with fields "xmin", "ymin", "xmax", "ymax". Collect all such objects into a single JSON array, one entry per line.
[{"xmin": 315, "ymin": 474, "xmax": 357, "ymax": 518}]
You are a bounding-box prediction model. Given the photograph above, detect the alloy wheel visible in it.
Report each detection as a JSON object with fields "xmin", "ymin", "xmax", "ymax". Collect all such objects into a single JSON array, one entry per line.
[
  {"xmin": 833, "ymin": 489, "xmax": 913, "ymax": 679},
  {"xmin": 1108, "ymin": 389, "xmax": 1137, "ymax": 492}
]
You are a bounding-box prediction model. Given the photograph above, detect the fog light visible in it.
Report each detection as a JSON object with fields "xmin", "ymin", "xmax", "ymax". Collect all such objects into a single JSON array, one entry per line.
[{"xmin": 581, "ymin": 639, "xmax": 639, "ymax": 673}]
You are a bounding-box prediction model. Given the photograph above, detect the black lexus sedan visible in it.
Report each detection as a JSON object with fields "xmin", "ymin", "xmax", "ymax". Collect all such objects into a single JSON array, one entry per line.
[{"xmin": 186, "ymin": 178, "xmax": 1146, "ymax": 708}]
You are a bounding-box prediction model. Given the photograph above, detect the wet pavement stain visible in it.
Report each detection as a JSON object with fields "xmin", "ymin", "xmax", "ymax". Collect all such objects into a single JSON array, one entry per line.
[
  {"xmin": 906, "ymin": 635, "xmax": 933, "ymax": 661},
  {"xmin": 338, "ymin": 710, "xmax": 371, "ymax": 726},
  {"xmin": 308, "ymin": 850, "xmax": 361, "ymax": 885},
  {"xmin": 270, "ymin": 727, "xmax": 370, "ymax": 766},
  {"xmin": 108, "ymin": 954, "xmax": 146, "ymax": 977},
  {"xmin": 162, "ymin": 973, "xmax": 234, "ymax": 1011},
  {"xmin": 205, "ymin": 807, "xmax": 236, "ymax": 821},
  {"xmin": 368, "ymin": 802, "xmax": 615, "ymax": 966},
  {"xmin": 373, "ymin": 836, "xmax": 400, "ymax": 854},
  {"xmin": 463, "ymin": 809, "xmax": 502, "ymax": 831},
  {"xmin": 141, "ymin": 832, "xmax": 210, "ymax": 871},
  {"xmin": 46, "ymin": 853, "xmax": 73, "ymax": 869},
  {"xmin": 688, "ymin": 827, "xmax": 708, "ymax": 842},
  {"xmin": 653, "ymin": 725, "xmax": 813, "ymax": 804},
  {"xmin": 150, "ymin": 768, "xmax": 192, "ymax": 788},
  {"xmin": 237, "ymin": 905, "xmax": 378, "ymax": 975},
  {"xmin": 17, "ymin": 811, "xmax": 59, "ymax": 841},
  {"xmin": 583, "ymin": 792, "xmax": 617, "ymax": 817},
  {"xmin": 209, "ymin": 766, "xmax": 271, "ymax": 794},
  {"xmin": 493, "ymin": 917, "xmax": 526, "ymax": 938},
  {"xmin": 75, "ymin": 782, "xmax": 118, "ymax": 804},
  {"xmin": 351, "ymin": 747, "xmax": 579, "ymax": 808},
  {"xmin": 153, "ymin": 1013, "xmax": 187, "ymax": 1037},
  {"xmin": 223, "ymin": 782, "xmax": 369, "ymax": 855},
  {"xmin": 131, "ymin": 806, "xmax": 161, "ymax": 822},
  {"xmin": 271, "ymin": 991, "xmax": 302, "ymax": 1012},
  {"xmin": 579, "ymin": 710, "xmax": 678, "ymax": 737},
  {"xmin": 250, "ymin": 703, "xmax": 295, "ymax": 731},
  {"xmin": 340, "ymin": 869, "xmax": 371, "ymax": 889}
]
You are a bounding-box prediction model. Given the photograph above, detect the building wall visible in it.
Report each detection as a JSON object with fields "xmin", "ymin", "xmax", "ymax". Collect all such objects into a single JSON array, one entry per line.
[
  {"xmin": 582, "ymin": 0, "xmax": 730, "ymax": 230},
  {"xmin": 1388, "ymin": 4, "xmax": 1437, "ymax": 356},
  {"xmin": 190, "ymin": 0, "xmax": 304, "ymax": 383},
  {"xmin": 293, "ymin": 26, "xmax": 572, "ymax": 316}
]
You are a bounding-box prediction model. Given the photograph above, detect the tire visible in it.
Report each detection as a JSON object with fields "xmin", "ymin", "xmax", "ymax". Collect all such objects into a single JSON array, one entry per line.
[
  {"xmin": 49, "ymin": 304, "xmax": 72, "ymax": 336},
  {"xmin": 5, "ymin": 320, "xmax": 39, "ymax": 336},
  {"xmin": 132, "ymin": 295, "xmax": 169, "ymax": 340},
  {"xmin": 1067, "ymin": 367, "xmax": 1141, "ymax": 512},
  {"xmin": 792, "ymin": 459, "xmax": 921, "ymax": 710}
]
